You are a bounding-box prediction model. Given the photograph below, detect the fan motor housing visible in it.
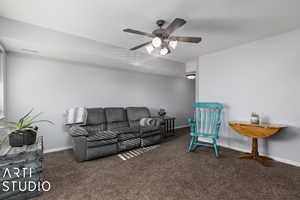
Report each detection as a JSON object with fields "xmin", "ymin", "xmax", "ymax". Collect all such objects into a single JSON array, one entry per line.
[
  {"xmin": 152, "ymin": 19, "xmax": 169, "ymax": 39},
  {"xmin": 152, "ymin": 28, "xmax": 168, "ymax": 39}
]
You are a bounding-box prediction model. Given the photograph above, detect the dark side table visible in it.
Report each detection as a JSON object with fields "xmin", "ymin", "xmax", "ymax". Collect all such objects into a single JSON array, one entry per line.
[{"xmin": 161, "ymin": 116, "xmax": 176, "ymax": 137}]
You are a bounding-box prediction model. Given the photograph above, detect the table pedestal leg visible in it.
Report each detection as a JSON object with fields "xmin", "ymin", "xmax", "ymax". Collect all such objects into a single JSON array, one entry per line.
[{"xmin": 239, "ymin": 138, "xmax": 271, "ymax": 166}]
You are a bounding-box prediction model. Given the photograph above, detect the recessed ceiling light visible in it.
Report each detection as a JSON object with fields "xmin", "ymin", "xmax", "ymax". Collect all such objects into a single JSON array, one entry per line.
[{"xmin": 185, "ymin": 73, "xmax": 196, "ymax": 80}]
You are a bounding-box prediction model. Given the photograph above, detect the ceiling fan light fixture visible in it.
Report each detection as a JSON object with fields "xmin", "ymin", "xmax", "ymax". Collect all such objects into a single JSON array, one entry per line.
[
  {"xmin": 146, "ymin": 44, "xmax": 154, "ymax": 54},
  {"xmin": 152, "ymin": 37, "xmax": 162, "ymax": 48},
  {"xmin": 160, "ymin": 47, "xmax": 169, "ymax": 56},
  {"xmin": 169, "ymin": 40, "xmax": 177, "ymax": 49},
  {"xmin": 124, "ymin": 18, "xmax": 202, "ymax": 55}
]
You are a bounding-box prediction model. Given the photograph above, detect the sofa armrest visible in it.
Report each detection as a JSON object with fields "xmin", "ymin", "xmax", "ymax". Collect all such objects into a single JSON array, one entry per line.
[
  {"xmin": 72, "ymin": 136, "xmax": 87, "ymax": 162},
  {"xmin": 68, "ymin": 126, "xmax": 89, "ymax": 137},
  {"xmin": 153, "ymin": 117, "xmax": 163, "ymax": 127},
  {"xmin": 140, "ymin": 117, "xmax": 162, "ymax": 128}
]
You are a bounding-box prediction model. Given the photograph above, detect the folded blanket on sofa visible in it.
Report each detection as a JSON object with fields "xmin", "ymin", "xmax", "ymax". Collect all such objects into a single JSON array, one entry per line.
[
  {"xmin": 139, "ymin": 118, "xmax": 161, "ymax": 127},
  {"xmin": 65, "ymin": 107, "xmax": 87, "ymax": 125}
]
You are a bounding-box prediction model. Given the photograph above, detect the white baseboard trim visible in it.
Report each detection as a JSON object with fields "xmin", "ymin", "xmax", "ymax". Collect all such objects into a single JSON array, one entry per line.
[
  {"xmin": 219, "ymin": 143, "xmax": 300, "ymax": 167},
  {"xmin": 175, "ymin": 125, "xmax": 189, "ymax": 129},
  {"xmin": 44, "ymin": 146, "xmax": 72, "ymax": 154},
  {"xmin": 44, "ymin": 137, "xmax": 300, "ymax": 167}
]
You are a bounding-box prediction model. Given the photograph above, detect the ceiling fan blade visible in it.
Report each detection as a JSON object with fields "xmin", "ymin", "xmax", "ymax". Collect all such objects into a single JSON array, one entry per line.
[
  {"xmin": 165, "ymin": 18, "xmax": 186, "ymax": 35},
  {"xmin": 170, "ymin": 36, "xmax": 202, "ymax": 43},
  {"xmin": 123, "ymin": 28, "xmax": 155, "ymax": 38},
  {"xmin": 130, "ymin": 41, "xmax": 152, "ymax": 50}
]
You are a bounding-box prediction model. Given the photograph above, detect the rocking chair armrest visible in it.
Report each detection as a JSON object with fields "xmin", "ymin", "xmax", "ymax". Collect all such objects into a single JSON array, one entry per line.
[
  {"xmin": 216, "ymin": 121, "xmax": 222, "ymax": 128},
  {"xmin": 188, "ymin": 119, "xmax": 195, "ymax": 125},
  {"xmin": 188, "ymin": 119, "xmax": 196, "ymax": 132}
]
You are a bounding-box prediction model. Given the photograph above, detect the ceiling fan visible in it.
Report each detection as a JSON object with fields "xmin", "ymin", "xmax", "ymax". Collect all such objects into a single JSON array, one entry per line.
[{"xmin": 123, "ymin": 18, "xmax": 202, "ymax": 56}]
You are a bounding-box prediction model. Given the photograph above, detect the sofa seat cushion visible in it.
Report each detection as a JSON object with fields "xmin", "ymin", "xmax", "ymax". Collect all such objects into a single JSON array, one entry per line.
[
  {"xmin": 87, "ymin": 138, "xmax": 118, "ymax": 148},
  {"xmin": 118, "ymin": 132, "xmax": 140, "ymax": 141},
  {"xmin": 109, "ymin": 126, "xmax": 139, "ymax": 134},
  {"xmin": 85, "ymin": 125, "xmax": 106, "ymax": 134},
  {"xmin": 87, "ymin": 130, "xmax": 118, "ymax": 141},
  {"xmin": 141, "ymin": 126, "xmax": 160, "ymax": 133}
]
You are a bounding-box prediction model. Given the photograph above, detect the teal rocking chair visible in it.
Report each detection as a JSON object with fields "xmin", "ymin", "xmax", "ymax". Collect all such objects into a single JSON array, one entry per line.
[{"xmin": 188, "ymin": 102, "xmax": 223, "ymax": 157}]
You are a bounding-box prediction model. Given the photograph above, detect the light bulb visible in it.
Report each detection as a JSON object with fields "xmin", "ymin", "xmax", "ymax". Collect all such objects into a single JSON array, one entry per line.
[
  {"xmin": 160, "ymin": 47, "xmax": 169, "ymax": 56},
  {"xmin": 152, "ymin": 37, "xmax": 162, "ymax": 48},
  {"xmin": 169, "ymin": 40, "xmax": 177, "ymax": 49},
  {"xmin": 146, "ymin": 45, "xmax": 154, "ymax": 54}
]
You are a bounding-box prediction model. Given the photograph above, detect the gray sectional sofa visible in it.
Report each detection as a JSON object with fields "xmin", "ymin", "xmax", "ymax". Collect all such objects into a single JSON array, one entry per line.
[{"xmin": 67, "ymin": 107, "xmax": 162, "ymax": 161}]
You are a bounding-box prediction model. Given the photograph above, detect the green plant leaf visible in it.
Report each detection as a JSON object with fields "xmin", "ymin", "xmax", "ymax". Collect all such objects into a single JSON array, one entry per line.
[
  {"xmin": 19, "ymin": 109, "xmax": 34, "ymax": 127},
  {"xmin": 1, "ymin": 109, "xmax": 53, "ymax": 134},
  {"xmin": 30, "ymin": 120, "xmax": 54, "ymax": 125},
  {"xmin": 0, "ymin": 125, "xmax": 16, "ymax": 130},
  {"xmin": 28, "ymin": 112, "xmax": 43, "ymax": 122},
  {"xmin": 6, "ymin": 122, "xmax": 18, "ymax": 125}
]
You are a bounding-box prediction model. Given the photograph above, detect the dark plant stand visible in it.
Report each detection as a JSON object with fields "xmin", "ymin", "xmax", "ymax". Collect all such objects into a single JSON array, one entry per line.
[{"xmin": 0, "ymin": 136, "xmax": 44, "ymax": 199}]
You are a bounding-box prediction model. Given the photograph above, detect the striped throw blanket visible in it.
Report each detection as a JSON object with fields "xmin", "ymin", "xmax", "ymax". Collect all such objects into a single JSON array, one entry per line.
[
  {"xmin": 65, "ymin": 107, "xmax": 88, "ymax": 125},
  {"xmin": 139, "ymin": 118, "xmax": 161, "ymax": 127}
]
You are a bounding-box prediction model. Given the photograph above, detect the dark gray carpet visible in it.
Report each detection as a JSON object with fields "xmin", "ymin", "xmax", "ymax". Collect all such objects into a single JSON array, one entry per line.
[{"xmin": 35, "ymin": 128, "xmax": 300, "ymax": 200}]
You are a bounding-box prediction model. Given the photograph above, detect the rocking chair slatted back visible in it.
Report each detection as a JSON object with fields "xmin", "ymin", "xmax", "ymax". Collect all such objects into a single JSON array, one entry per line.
[{"xmin": 193, "ymin": 103, "xmax": 223, "ymax": 137}]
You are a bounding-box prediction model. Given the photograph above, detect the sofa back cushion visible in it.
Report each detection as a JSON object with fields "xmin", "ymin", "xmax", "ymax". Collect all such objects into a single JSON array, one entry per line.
[
  {"xmin": 86, "ymin": 108, "xmax": 106, "ymax": 125},
  {"xmin": 104, "ymin": 108, "xmax": 129, "ymax": 129},
  {"xmin": 126, "ymin": 107, "xmax": 151, "ymax": 128}
]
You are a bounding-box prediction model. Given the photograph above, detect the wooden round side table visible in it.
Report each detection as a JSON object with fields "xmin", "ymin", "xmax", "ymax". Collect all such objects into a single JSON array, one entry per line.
[{"xmin": 229, "ymin": 121, "xmax": 286, "ymax": 166}]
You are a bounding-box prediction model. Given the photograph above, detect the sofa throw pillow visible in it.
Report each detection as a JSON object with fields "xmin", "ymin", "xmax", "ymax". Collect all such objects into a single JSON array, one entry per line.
[
  {"xmin": 139, "ymin": 118, "xmax": 160, "ymax": 127},
  {"xmin": 65, "ymin": 107, "xmax": 88, "ymax": 125}
]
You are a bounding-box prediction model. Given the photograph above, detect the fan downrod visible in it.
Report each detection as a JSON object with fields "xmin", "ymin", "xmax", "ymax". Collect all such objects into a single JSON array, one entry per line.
[{"xmin": 156, "ymin": 20, "xmax": 165, "ymax": 28}]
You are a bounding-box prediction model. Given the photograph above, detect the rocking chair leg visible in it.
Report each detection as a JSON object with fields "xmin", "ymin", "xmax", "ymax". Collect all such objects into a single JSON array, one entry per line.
[
  {"xmin": 213, "ymin": 139, "xmax": 219, "ymax": 157},
  {"xmin": 188, "ymin": 137, "xmax": 195, "ymax": 152},
  {"xmin": 192, "ymin": 136, "xmax": 199, "ymax": 151}
]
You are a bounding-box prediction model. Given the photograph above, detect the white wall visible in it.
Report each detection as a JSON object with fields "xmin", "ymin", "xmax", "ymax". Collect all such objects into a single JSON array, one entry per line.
[
  {"xmin": 185, "ymin": 59, "xmax": 198, "ymax": 102},
  {"xmin": 197, "ymin": 29, "xmax": 300, "ymax": 166},
  {"xmin": 185, "ymin": 59, "xmax": 198, "ymax": 73},
  {"xmin": 6, "ymin": 53, "xmax": 195, "ymax": 152}
]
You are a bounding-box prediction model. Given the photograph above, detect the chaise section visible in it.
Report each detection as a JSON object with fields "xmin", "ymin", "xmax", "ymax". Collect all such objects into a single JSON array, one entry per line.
[
  {"xmin": 68, "ymin": 108, "xmax": 118, "ymax": 161},
  {"xmin": 105, "ymin": 108, "xmax": 141, "ymax": 151},
  {"xmin": 127, "ymin": 107, "xmax": 162, "ymax": 147}
]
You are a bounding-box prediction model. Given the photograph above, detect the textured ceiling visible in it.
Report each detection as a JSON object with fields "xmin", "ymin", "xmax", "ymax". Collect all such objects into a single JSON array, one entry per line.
[{"xmin": 1, "ymin": 0, "xmax": 300, "ymax": 63}]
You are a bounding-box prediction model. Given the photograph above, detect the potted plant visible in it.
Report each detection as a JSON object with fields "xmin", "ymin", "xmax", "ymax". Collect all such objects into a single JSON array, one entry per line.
[
  {"xmin": 0, "ymin": 109, "xmax": 53, "ymax": 147},
  {"xmin": 158, "ymin": 108, "xmax": 166, "ymax": 119}
]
